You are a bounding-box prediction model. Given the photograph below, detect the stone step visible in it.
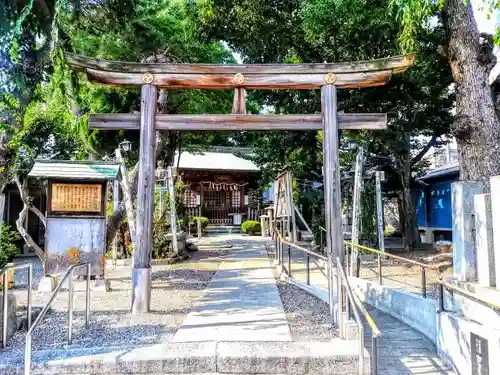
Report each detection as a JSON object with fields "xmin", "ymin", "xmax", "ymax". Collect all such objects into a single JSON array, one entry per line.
[
  {"xmin": 196, "ymin": 244, "xmax": 233, "ymax": 249},
  {"xmin": 1, "ymin": 339, "xmax": 369, "ymax": 375},
  {"xmin": 205, "ymin": 226, "xmax": 242, "ymax": 234}
]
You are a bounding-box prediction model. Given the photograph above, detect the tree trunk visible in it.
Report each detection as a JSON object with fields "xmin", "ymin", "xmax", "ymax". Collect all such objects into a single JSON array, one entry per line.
[
  {"xmin": 14, "ymin": 176, "xmax": 45, "ymax": 259},
  {"xmin": 446, "ymin": 0, "xmax": 500, "ymax": 184},
  {"xmin": 399, "ymin": 162, "xmax": 420, "ymax": 251}
]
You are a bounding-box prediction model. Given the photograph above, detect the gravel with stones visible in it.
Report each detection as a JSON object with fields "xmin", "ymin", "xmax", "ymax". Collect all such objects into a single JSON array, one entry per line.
[
  {"xmin": 264, "ymin": 241, "xmax": 337, "ymax": 342},
  {"xmin": 276, "ymin": 281, "xmax": 336, "ymax": 341},
  {"xmin": 2, "ymin": 247, "xmax": 229, "ymax": 359}
]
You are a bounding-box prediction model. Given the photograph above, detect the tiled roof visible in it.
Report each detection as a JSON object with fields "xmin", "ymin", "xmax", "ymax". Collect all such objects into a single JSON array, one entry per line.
[
  {"xmin": 420, "ymin": 162, "xmax": 459, "ymax": 181},
  {"xmin": 28, "ymin": 160, "xmax": 120, "ymax": 180},
  {"xmin": 174, "ymin": 151, "xmax": 259, "ymax": 172}
]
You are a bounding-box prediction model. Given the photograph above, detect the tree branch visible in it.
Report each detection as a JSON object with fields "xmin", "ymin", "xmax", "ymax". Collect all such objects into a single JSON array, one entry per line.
[
  {"xmin": 411, "ymin": 135, "xmax": 438, "ymax": 166},
  {"xmin": 14, "ymin": 176, "xmax": 44, "ymax": 259}
]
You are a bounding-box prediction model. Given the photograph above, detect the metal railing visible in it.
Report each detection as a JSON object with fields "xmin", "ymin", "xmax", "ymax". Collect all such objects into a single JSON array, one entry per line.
[
  {"xmin": 336, "ymin": 256, "xmax": 381, "ymax": 375},
  {"xmin": 274, "ymin": 228, "xmax": 381, "ymax": 375},
  {"xmin": 342, "ymin": 234, "xmax": 500, "ymax": 314},
  {"xmin": 25, "ymin": 263, "xmax": 91, "ymax": 375},
  {"xmin": 2, "ymin": 263, "xmax": 33, "ymax": 348},
  {"xmin": 343, "ymin": 241, "xmax": 436, "ymax": 298},
  {"xmin": 438, "ymin": 280, "xmax": 500, "ymax": 313},
  {"xmin": 274, "ymin": 223, "xmax": 327, "ymax": 284}
]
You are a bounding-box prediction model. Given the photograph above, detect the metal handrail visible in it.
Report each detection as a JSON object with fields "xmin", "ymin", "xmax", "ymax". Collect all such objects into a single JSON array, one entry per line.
[
  {"xmin": 344, "ymin": 241, "xmax": 436, "ymax": 269},
  {"xmin": 274, "ymin": 228, "xmax": 380, "ymax": 375},
  {"xmin": 438, "ymin": 280, "xmax": 500, "ymax": 312},
  {"xmin": 24, "ymin": 263, "xmax": 91, "ymax": 375},
  {"xmin": 278, "ymin": 232, "xmax": 327, "ymax": 261},
  {"xmin": 2, "ymin": 263, "xmax": 33, "ymax": 348},
  {"xmin": 341, "ymin": 240, "xmax": 434, "ymax": 298},
  {"xmin": 336, "ymin": 256, "xmax": 381, "ymax": 375}
]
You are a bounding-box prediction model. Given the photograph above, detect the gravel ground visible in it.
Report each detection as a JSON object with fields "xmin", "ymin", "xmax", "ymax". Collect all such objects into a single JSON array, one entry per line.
[
  {"xmin": 2, "ymin": 248, "xmax": 228, "ymax": 359},
  {"xmin": 264, "ymin": 241, "xmax": 337, "ymax": 342},
  {"xmin": 276, "ymin": 281, "xmax": 336, "ymax": 341}
]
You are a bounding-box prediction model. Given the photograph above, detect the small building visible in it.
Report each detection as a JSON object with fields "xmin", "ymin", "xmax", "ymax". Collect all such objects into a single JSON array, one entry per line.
[
  {"xmin": 414, "ymin": 162, "xmax": 459, "ymax": 244},
  {"xmin": 28, "ymin": 160, "xmax": 120, "ymax": 277},
  {"xmin": 175, "ymin": 147, "xmax": 266, "ymax": 226}
]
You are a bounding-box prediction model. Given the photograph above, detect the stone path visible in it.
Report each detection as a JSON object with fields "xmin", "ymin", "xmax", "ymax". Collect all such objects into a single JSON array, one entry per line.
[
  {"xmin": 363, "ymin": 306, "xmax": 454, "ymax": 375},
  {"xmin": 173, "ymin": 238, "xmax": 291, "ymax": 342},
  {"xmin": 279, "ymin": 244, "xmax": 454, "ymax": 375}
]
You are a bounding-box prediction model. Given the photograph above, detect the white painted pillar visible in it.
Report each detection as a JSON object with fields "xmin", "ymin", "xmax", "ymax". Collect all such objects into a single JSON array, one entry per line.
[
  {"xmin": 489, "ymin": 176, "xmax": 500, "ymax": 289},
  {"xmin": 474, "ymin": 193, "xmax": 495, "ymax": 287},
  {"xmin": 452, "ymin": 181, "xmax": 485, "ymax": 282}
]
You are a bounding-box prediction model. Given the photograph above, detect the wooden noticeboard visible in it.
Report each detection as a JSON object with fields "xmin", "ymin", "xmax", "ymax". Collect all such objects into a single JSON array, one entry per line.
[{"xmin": 50, "ymin": 183, "xmax": 103, "ymax": 214}]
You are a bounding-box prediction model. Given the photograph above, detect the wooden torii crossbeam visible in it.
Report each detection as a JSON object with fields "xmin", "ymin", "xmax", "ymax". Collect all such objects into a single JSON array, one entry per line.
[
  {"xmin": 65, "ymin": 53, "xmax": 414, "ymax": 316},
  {"xmin": 89, "ymin": 113, "xmax": 388, "ymax": 131}
]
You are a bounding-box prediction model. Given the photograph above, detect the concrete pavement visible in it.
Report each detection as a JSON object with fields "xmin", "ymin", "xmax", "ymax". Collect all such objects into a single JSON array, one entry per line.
[{"xmin": 173, "ymin": 238, "xmax": 292, "ymax": 342}]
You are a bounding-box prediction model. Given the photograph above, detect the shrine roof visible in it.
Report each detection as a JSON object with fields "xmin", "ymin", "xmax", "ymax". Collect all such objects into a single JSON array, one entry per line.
[
  {"xmin": 419, "ymin": 162, "xmax": 459, "ymax": 181},
  {"xmin": 28, "ymin": 160, "xmax": 120, "ymax": 180},
  {"xmin": 174, "ymin": 151, "xmax": 259, "ymax": 172}
]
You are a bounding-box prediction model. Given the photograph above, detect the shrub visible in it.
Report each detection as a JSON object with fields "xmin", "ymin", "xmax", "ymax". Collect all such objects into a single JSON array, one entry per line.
[
  {"xmin": 189, "ymin": 216, "xmax": 209, "ymax": 233},
  {"xmin": 241, "ymin": 220, "xmax": 261, "ymax": 235},
  {"xmin": 0, "ymin": 224, "xmax": 20, "ymax": 268},
  {"xmin": 152, "ymin": 219, "xmax": 172, "ymax": 259}
]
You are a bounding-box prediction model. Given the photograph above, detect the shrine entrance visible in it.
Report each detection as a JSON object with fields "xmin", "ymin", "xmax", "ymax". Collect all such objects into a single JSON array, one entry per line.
[{"xmin": 66, "ymin": 53, "xmax": 413, "ymax": 315}]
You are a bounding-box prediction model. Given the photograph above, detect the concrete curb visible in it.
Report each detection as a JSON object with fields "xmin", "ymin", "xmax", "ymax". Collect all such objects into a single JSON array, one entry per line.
[{"xmin": 1, "ymin": 339, "xmax": 368, "ymax": 375}]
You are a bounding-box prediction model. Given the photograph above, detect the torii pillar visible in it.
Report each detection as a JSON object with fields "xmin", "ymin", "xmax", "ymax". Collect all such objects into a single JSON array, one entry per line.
[{"xmin": 132, "ymin": 83, "xmax": 157, "ymax": 314}]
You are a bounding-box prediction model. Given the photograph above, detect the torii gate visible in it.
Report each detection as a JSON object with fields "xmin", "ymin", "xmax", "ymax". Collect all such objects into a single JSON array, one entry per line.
[{"xmin": 66, "ymin": 53, "xmax": 414, "ymax": 314}]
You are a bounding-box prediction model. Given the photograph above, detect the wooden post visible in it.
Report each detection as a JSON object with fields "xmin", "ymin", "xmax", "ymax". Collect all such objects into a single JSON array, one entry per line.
[
  {"xmin": 197, "ymin": 218, "xmax": 202, "ymax": 238},
  {"xmin": 321, "ymin": 84, "xmax": 343, "ymax": 324},
  {"xmin": 287, "ymin": 172, "xmax": 298, "ymax": 243},
  {"xmin": 0, "ymin": 193, "xmax": 4, "ymax": 236},
  {"xmin": 349, "ymin": 147, "xmax": 364, "ymax": 276},
  {"xmin": 112, "ymin": 180, "xmax": 120, "ymax": 266},
  {"xmin": 131, "ymin": 84, "xmax": 157, "ymax": 315},
  {"xmin": 375, "ymin": 171, "xmax": 385, "ymax": 253},
  {"xmin": 167, "ymin": 166, "xmax": 179, "ymax": 254},
  {"xmin": 116, "ymin": 148, "xmax": 136, "ymax": 246},
  {"xmin": 199, "ymin": 183, "xmax": 203, "ymax": 216},
  {"xmin": 158, "ymin": 185, "xmax": 163, "ymax": 220}
]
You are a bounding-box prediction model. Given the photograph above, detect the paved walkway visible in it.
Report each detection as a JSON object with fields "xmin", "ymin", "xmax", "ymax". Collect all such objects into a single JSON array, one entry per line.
[
  {"xmin": 279, "ymin": 244, "xmax": 453, "ymax": 375},
  {"xmin": 173, "ymin": 237, "xmax": 291, "ymax": 342}
]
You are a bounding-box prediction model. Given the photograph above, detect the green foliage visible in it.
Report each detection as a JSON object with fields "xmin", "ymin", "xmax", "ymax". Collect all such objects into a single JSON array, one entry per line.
[
  {"xmin": 388, "ymin": 0, "xmax": 435, "ymax": 52},
  {"xmin": 360, "ymin": 181, "xmax": 376, "ymax": 244},
  {"xmin": 152, "ymin": 219, "xmax": 171, "ymax": 259},
  {"xmin": 311, "ymin": 215, "xmax": 326, "ymax": 248},
  {"xmin": 189, "ymin": 216, "xmax": 209, "ymax": 233},
  {"xmin": 0, "ymin": 224, "xmax": 21, "ymax": 268},
  {"xmin": 193, "ymin": 0, "xmax": 452, "ymax": 250},
  {"xmin": 241, "ymin": 220, "xmax": 261, "ymax": 235}
]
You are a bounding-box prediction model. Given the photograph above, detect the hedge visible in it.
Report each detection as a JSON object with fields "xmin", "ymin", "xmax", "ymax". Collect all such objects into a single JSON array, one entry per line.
[{"xmin": 241, "ymin": 220, "xmax": 261, "ymax": 235}]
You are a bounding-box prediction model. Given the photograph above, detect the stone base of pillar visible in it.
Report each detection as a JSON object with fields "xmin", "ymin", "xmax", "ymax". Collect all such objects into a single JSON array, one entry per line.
[{"xmin": 37, "ymin": 276, "xmax": 57, "ymax": 292}]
